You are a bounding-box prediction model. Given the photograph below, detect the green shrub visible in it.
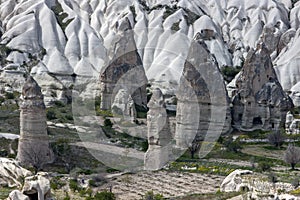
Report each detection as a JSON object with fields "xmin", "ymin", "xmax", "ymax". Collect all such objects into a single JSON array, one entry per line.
[
  {"xmin": 290, "ymin": 187, "xmax": 300, "ymax": 195},
  {"xmin": 96, "ymin": 109, "xmax": 113, "ymax": 117},
  {"xmin": 267, "ymin": 130, "xmax": 285, "ymax": 148},
  {"xmin": 93, "ymin": 190, "xmax": 116, "ymax": 200},
  {"xmin": 46, "ymin": 109, "xmax": 57, "ymax": 120},
  {"xmin": 69, "ymin": 179, "xmax": 81, "ymax": 192},
  {"xmin": 258, "ymin": 161, "xmax": 271, "ymax": 172},
  {"xmin": 89, "ymin": 175, "xmax": 107, "ymax": 187},
  {"xmin": 63, "ymin": 192, "xmax": 70, "ymax": 200},
  {"xmin": 54, "ymin": 100, "xmax": 65, "ymax": 107},
  {"xmin": 221, "ymin": 66, "xmax": 241, "ymax": 82},
  {"xmin": 104, "ymin": 118, "xmax": 113, "ymax": 128},
  {"xmin": 80, "ymin": 188, "xmax": 93, "ymax": 197},
  {"xmin": 4, "ymin": 92, "xmax": 15, "ymax": 99},
  {"xmin": 50, "ymin": 176, "xmax": 66, "ymax": 190},
  {"xmin": 143, "ymin": 191, "xmax": 164, "ymax": 200},
  {"xmin": 224, "ymin": 138, "xmax": 242, "ymax": 153}
]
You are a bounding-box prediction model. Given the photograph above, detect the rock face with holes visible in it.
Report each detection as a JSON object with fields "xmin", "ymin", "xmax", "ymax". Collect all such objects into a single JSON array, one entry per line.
[
  {"xmin": 285, "ymin": 111, "xmax": 300, "ymax": 134},
  {"xmin": 8, "ymin": 172, "xmax": 52, "ymax": 200},
  {"xmin": 175, "ymin": 33, "xmax": 231, "ymax": 149},
  {"xmin": 111, "ymin": 89, "xmax": 136, "ymax": 122},
  {"xmin": 17, "ymin": 76, "xmax": 53, "ymax": 170},
  {"xmin": 22, "ymin": 172, "xmax": 52, "ymax": 200},
  {"xmin": 220, "ymin": 169, "xmax": 253, "ymax": 192},
  {"xmin": 220, "ymin": 169, "xmax": 295, "ymax": 199},
  {"xmin": 99, "ymin": 17, "xmax": 147, "ymax": 110},
  {"xmin": 0, "ymin": 158, "xmax": 32, "ymax": 188},
  {"xmin": 144, "ymin": 88, "xmax": 172, "ymax": 170},
  {"xmin": 232, "ymin": 43, "xmax": 293, "ymax": 131}
]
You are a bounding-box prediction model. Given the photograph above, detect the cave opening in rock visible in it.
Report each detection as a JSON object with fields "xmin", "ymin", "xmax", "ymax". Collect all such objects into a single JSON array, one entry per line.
[
  {"xmin": 24, "ymin": 190, "xmax": 38, "ymax": 200},
  {"xmin": 25, "ymin": 193, "xmax": 38, "ymax": 200},
  {"xmin": 253, "ymin": 116, "xmax": 263, "ymax": 125}
]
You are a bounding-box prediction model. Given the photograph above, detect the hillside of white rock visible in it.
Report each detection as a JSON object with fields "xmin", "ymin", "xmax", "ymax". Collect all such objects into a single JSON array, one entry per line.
[{"xmin": 0, "ymin": 0, "xmax": 300, "ymax": 104}]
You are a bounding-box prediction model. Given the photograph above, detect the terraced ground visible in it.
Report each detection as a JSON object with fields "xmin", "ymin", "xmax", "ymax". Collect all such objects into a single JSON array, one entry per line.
[{"xmin": 101, "ymin": 171, "xmax": 224, "ymax": 199}]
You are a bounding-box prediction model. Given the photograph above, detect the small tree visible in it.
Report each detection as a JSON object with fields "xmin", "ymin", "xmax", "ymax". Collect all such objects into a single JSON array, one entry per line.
[
  {"xmin": 224, "ymin": 137, "xmax": 242, "ymax": 153},
  {"xmin": 267, "ymin": 130, "xmax": 285, "ymax": 148},
  {"xmin": 104, "ymin": 118, "xmax": 113, "ymax": 128},
  {"xmin": 188, "ymin": 141, "xmax": 200, "ymax": 159},
  {"xmin": 19, "ymin": 143, "xmax": 52, "ymax": 174},
  {"xmin": 284, "ymin": 144, "xmax": 300, "ymax": 170}
]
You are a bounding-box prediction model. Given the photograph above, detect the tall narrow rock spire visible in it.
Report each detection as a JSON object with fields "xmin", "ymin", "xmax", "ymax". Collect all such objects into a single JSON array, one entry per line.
[{"xmin": 17, "ymin": 76, "xmax": 53, "ymax": 171}]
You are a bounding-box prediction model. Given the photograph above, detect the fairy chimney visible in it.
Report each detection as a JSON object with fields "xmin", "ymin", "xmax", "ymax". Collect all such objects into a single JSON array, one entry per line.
[{"xmin": 17, "ymin": 76, "xmax": 53, "ymax": 170}]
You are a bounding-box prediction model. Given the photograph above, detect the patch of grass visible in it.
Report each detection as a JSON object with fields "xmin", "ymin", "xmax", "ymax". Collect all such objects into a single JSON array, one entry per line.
[
  {"xmin": 102, "ymin": 126, "xmax": 148, "ymax": 151},
  {"xmin": 69, "ymin": 179, "xmax": 80, "ymax": 192},
  {"xmin": 48, "ymin": 127, "xmax": 79, "ymax": 142},
  {"xmin": 290, "ymin": 187, "xmax": 300, "ymax": 196},
  {"xmin": 204, "ymin": 142, "xmax": 286, "ymax": 166},
  {"xmin": 241, "ymin": 129, "xmax": 270, "ymax": 139},
  {"xmin": 0, "ymin": 102, "xmax": 20, "ymax": 134},
  {"xmin": 92, "ymin": 190, "xmax": 116, "ymax": 200},
  {"xmin": 46, "ymin": 101, "xmax": 73, "ymax": 123},
  {"xmin": 0, "ymin": 187, "xmax": 14, "ymax": 199},
  {"xmin": 143, "ymin": 191, "xmax": 164, "ymax": 200},
  {"xmin": 50, "ymin": 176, "xmax": 66, "ymax": 190},
  {"xmin": 96, "ymin": 109, "xmax": 113, "ymax": 117}
]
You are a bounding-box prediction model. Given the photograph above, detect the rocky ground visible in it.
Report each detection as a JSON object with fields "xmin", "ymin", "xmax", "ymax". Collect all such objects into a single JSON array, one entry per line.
[{"xmin": 103, "ymin": 171, "xmax": 223, "ymax": 200}]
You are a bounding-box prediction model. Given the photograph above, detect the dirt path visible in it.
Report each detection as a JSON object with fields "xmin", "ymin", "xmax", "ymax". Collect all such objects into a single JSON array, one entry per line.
[{"xmin": 242, "ymin": 145, "xmax": 285, "ymax": 160}]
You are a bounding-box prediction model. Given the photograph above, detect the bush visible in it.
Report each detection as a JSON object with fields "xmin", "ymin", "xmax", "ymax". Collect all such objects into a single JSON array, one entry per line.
[
  {"xmin": 69, "ymin": 179, "xmax": 81, "ymax": 192},
  {"xmin": 224, "ymin": 138, "xmax": 242, "ymax": 153},
  {"xmin": 267, "ymin": 130, "xmax": 285, "ymax": 148},
  {"xmin": 63, "ymin": 192, "xmax": 70, "ymax": 200},
  {"xmin": 221, "ymin": 66, "xmax": 241, "ymax": 82},
  {"xmin": 50, "ymin": 177, "xmax": 66, "ymax": 190},
  {"xmin": 258, "ymin": 161, "xmax": 271, "ymax": 172},
  {"xmin": 46, "ymin": 109, "xmax": 57, "ymax": 120},
  {"xmin": 290, "ymin": 187, "xmax": 300, "ymax": 195},
  {"xmin": 104, "ymin": 119, "xmax": 113, "ymax": 128},
  {"xmin": 284, "ymin": 144, "xmax": 300, "ymax": 170},
  {"xmin": 89, "ymin": 175, "xmax": 107, "ymax": 187},
  {"xmin": 93, "ymin": 190, "xmax": 116, "ymax": 200},
  {"xmin": 143, "ymin": 191, "xmax": 164, "ymax": 200}
]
